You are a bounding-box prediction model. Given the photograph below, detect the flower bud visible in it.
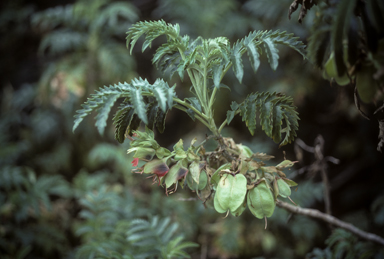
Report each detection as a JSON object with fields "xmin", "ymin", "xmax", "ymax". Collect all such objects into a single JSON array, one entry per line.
[
  {"xmin": 143, "ymin": 159, "xmax": 169, "ymax": 177},
  {"xmin": 133, "ymin": 147, "xmax": 156, "ymax": 161}
]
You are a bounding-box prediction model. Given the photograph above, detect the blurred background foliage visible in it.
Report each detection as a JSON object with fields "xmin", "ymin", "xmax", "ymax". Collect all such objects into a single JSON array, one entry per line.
[{"xmin": 0, "ymin": 0, "xmax": 384, "ymax": 258}]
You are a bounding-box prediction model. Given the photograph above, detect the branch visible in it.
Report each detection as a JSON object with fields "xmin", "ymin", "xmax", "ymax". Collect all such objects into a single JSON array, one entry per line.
[{"xmin": 276, "ymin": 200, "xmax": 384, "ymax": 246}]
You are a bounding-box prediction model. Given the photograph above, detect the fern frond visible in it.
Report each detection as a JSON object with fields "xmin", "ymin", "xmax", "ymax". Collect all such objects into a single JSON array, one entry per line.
[
  {"xmin": 126, "ymin": 216, "xmax": 197, "ymax": 257},
  {"xmin": 229, "ymin": 30, "xmax": 306, "ymax": 82},
  {"xmin": 230, "ymin": 92, "xmax": 299, "ymax": 147},
  {"xmin": 126, "ymin": 20, "xmax": 181, "ymax": 54},
  {"xmin": 92, "ymin": 2, "xmax": 138, "ymax": 32},
  {"xmin": 38, "ymin": 30, "xmax": 87, "ymax": 56},
  {"xmin": 73, "ymin": 78, "xmax": 176, "ymax": 141},
  {"xmin": 31, "ymin": 5, "xmax": 74, "ymax": 30}
]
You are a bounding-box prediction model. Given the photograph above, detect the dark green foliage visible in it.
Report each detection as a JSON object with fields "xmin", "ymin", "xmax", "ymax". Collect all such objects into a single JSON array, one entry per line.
[
  {"xmin": 0, "ymin": 166, "xmax": 72, "ymax": 257},
  {"xmin": 307, "ymin": 229, "xmax": 384, "ymax": 259},
  {"xmin": 73, "ymin": 78, "xmax": 176, "ymax": 140},
  {"xmin": 305, "ymin": 0, "xmax": 384, "ymax": 89},
  {"xmin": 74, "ymin": 183, "xmax": 198, "ymax": 259},
  {"xmin": 228, "ymin": 92, "xmax": 299, "ymax": 146},
  {"xmin": 32, "ymin": 0, "xmax": 138, "ymax": 99}
]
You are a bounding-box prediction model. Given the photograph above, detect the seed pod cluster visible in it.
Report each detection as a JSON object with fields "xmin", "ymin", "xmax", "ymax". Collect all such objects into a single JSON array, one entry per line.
[{"xmin": 127, "ymin": 128, "xmax": 299, "ymax": 223}]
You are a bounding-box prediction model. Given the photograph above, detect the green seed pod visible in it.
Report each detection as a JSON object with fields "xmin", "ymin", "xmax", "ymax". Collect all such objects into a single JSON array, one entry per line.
[
  {"xmin": 334, "ymin": 73, "xmax": 350, "ymax": 86},
  {"xmin": 198, "ymin": 170, "xmax": 208, "ymax": 190},
  {"xmin": 231, "ymin": 198, "xmax": 247, "ymax": 217},
  {"xmin": 189, "ymin": 161, "xmax": 200, "ymax": 184},
  {"xmin": 324, "ymin": 53, "xmax": 338, "ymax": 78},
  {"xmin": 214, "ymin": 191, "xmax": 227, "ymax": 214},
  {"xmin": 247, "ymin": 180, "xmax": 275, "ymax": 219},
  {"xmin": 277, "ymin": 178, "xmax": 291, "ymax": 198},
  {"xmin": 356, "ymin": 65, "xmax": 378, "ymax": 103},
  {"xmin": 216, "ymin": 174, "xmax": 247, "ymax": 213}
]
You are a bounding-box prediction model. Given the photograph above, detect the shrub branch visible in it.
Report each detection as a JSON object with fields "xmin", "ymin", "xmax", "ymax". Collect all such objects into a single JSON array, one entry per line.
[{"xmin": 276, "ymin": 200, "xmax": 384, "ymax": 246}]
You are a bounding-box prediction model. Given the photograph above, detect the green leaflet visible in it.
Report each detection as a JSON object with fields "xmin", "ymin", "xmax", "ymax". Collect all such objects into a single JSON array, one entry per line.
[
  {"xmin": 282, "ymin": 178, "xmax": 298, "ymax": 187},
  {"xmin": 215, "ymin": 174, "xmax": 247, "ymax": 213},
  {"xmin": 246, "ymin": 41, "xmax": 261, "ymax": 73},
  {"xmin": 247, "ymin": 181, "xmax": 275, "ymax": 219},
  {"xmin": 113, "ymin": 104, "xmax": 134, "ymax": 143},
  {"xmin": 263, "ymin": 38, "xmax": 279, "ymax": 71},
  {"xmin": 126, "ymin": 20, "xmax": 180, "ymax": 54},
  {"xmin": 130, "ymin": 88, "xmax": 148, "ymax": 124},
  {"xmin": 73, "ymin": 85, "xmax": 122, "ymax": 134},
  {"xmin": 277, "ymin": 178, "xmax": 291, "ymax": 198},
  {"xmin": 146, "ymin": 102, "xmax": 159, "ymax": 130},
  {"xmin": 73, "ymin": 78, "xmax": 176, "ymax": 142},
  {"xmin": 272, "ymin": 101, "xmax": 283, "ymax": 143},
  {"xmin": 231, "ymin": 40, "xmax": 244, "ymax": 83},
  {"xmin": 213, "ymin": 64, "xmax": 224, "ymax": 88},
  {"xmin": 152, "ymin": 87, "xmax": 167, "ymax": 112},
  {"xmin": 231, "ymin": 92, "xmax": 299, "ymax": 146}
]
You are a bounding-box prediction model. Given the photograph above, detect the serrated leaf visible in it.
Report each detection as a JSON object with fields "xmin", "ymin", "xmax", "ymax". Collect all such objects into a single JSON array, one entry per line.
[
  {"xmin": 245, "ymin": 94, "xmax": 257, "ymax": 135},
  {"xmin": 263, "ymin": 38, "xmax": 279, "ymax": 71},
  {"xmin": 156, "ymin": 109, "xmax": 168, "ymax": 133},
  {"xmin": 231, "ymin": 41, "xmax": 244, "ymax": 83},
  {"xmin": 272, "ymin": 103, "xmax": 283, "ymax": 143},
  {"xmin": 246, "ymin": 42, "xmax": 261, "ymax": 72},
  {"xmin": 126, "ymin": 20, "xmax": 180, "ymax": 54},
  {"xmin": 130, "ymin": 88, "xmax": 148, "ymax": 124},
  {"xmin": 213, "ymin": 64, "xmax": 224, "ymax": 88},
  {"xmin": 152, "ymin": 87, "xmax": 167, "ymax": 112},
  {"xmin": 226, "ymin": 110, "xmax": 236, "ymax": 125},
  {"xmin": 113, "ymin": 105, "xmax": 135, "ymax": 143},
  {"xmin": 146, "ymin": 102, "xmax": 159, "ymax": 130},
  {"xmin": 237, "ymin": 92, "xmax": 299, "ymax": 146},
  {"xmin": 93, "ymin": 94, "xmax": 120, "ymax": 135},
  {"xmin": 74, "ymin": 78, "xmax": 176, "ymax": 140}
]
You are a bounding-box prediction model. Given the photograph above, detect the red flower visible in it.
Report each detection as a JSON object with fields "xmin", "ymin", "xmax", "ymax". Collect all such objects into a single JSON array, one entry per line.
[{"xmin": 132, "ymin": 158, "xmax": 139, "ymax": 167}]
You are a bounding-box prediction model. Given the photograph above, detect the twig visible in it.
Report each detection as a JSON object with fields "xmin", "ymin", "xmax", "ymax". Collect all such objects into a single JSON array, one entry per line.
[
  {"xmin": 276, "ymin": 200, "xmax": 384, "ymax": 247},
  {"xmin": 295, "ymin": 136, "xmax": 335, "ymax": 218}
]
